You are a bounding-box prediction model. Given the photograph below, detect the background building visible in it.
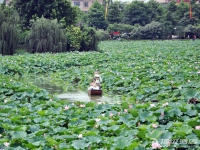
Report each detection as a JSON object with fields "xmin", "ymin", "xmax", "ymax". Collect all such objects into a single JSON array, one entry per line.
[{"xmin": 71, "ymin": 0, "xmax": 103, "ymax": 13}]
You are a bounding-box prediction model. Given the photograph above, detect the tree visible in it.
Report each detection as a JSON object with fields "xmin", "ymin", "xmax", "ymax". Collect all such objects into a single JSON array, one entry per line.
[
  {"xmin": 0, "ymin": 7, "xmax": 19, "ymax": 55},
  {"xmin": 122, "ymin": 1, "xmax": 152, "ymax": 26},
  {"xmin": 176, "ymin": 1, "xmax": 189, "ymax": 19},
  {"xmin": 147, "ymin": 0, "xmax": 165, "ymax": 22},
  {"xmin": 13, "ymin": 0, "xmax": 78, "ymax": 29},
  {"xmin": 107, "ymin": 2, "xmax": 122, "ymax": 24},
  {"xmin": 26, "ymin": 17, "xmax": 67, "ymax": 53},
  {"xmin": 87, "ymin": 0, "xmax": 108, "ymax": 30},
  {"xmin": 162, "ymin": 0, "xmax": 178, "ymax": 35},
  {"xmin": 192, "ymin": 3, "xmax": 200, "ymax": 24}
]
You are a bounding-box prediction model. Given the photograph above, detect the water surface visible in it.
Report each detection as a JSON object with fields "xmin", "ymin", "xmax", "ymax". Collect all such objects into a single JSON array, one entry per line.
[{"xmin": 23, "ymin": 76, "xmax": 121, "ymax": 104}]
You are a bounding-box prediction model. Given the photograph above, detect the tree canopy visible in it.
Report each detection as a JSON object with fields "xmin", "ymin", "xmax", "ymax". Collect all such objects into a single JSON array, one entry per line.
[
  {"xmin": 13, "ymin": 0, "xmax": 78, "ymax": 29},
  {"xmin": 87, "ymin": 0, "xmax": 108, "ymax": 30},
  {"xmin": 107, "ymin": 2, "xmax": 122, "ymax": 24}
]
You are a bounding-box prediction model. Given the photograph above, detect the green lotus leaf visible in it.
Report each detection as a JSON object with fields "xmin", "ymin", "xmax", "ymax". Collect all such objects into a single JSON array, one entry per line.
[
  {"xmin": 129, "ymin": 108, "xmax": 139, "ymax": 118},
  {"xmin": 118, "ymin": 114, "xmax": 133, "ymax": 124},
  {"xmin": 46, "ymin": 137, "xmax": 58, "ymax": 146},
  {"xmin": 146, "ymin": 115, "xmax": 157, "ymax": 122},
  {"xmin": 72, "ymin": 140, "xmax": 90, "ymax": 149},
  {"xmin": 187, "ymin": 118, "xmax": 200, "ymax": 127},
  {"xmin": 86, "ymin": 136, "xmax": 101, "ymax": 143},
  {"xmin": 146, "ymin": 129, "xmax": 162, "ymax": 139},
  {"xmin": 0, "ymin": 94, "xmax": 6, "ymax": 100},
  {"xmin": 137, "ymin": 131, "xmax": 146, "ymax": 139},
  {"xmin": 42, "ymin": 146, "xmax": 54, "ymax": 150},
  {"xmin": 186, "ymin": 109, "xmax": 198, "ymax": 116},
  {"xmin": 0, "ymin": 108, "xmax": 11, "ymax": 113},
  {"xmin": 5, "ymin": 89, "xmax": 13, "ymax": 96},
  {"xmin": 178, "ymin": 125, "xmax": 193, "ymax": 134},
  {"xmin": 193, "ymin": 130, "xmax": 200, "ymax": 138},
  {"xmin": 84, "ymin": 131, "xmax": 98, "ymax": 136},
  {"xmin": 173, "ymin": 122, "xmax": 183, "ymax": 127},
  {"xmin": 29, "ymin": 125, "xmax": 40, "ymax": 132},
  {"xmin": 10, "ymin": 131, "xmax": 27, "ymax": 139},
  {"xmin": 6, "ymin": 146, "xmax": 26, "ymax": 150},
  {"xmin": 59, "ymin": 143, "xmax": 70, "ymax": 149},
  {"xmin": 33, "ymin": 117, "xmax": 46, "ymax": 123},
  {"xmin": 26, "ymin": 90, "xmax": 35, "ymax": 97},
  {"xmin": 126, "ymin": 120, "xmax": 137, "ymax": 128},
  {"xmin": 139, "ymin": 111, "xmax": 150, "ymax": 122},
  {"xmin": 134, "ymin": 146, "xmax": 145, "ymax": 150},
  {"xmin": 121, "ymin": 102, "xmax": 129, "ymax": 109},
  {"xmin": 37, "ymin": 110, "xmax": 46, "ymax": 116},
  {"xmin": 160, "ymin": 131, "xmax": 172, "ymax": 140},
  {"xmin": 112, "ymin": 136, "xmax": 132, "ymax": 149},
  {"xmin": 35, "ymin": 129, "xmax": 46, "ymax": 136},
  {"xmin": 46, "ymin": 107, "xmax": 62, "ymax": 115}
]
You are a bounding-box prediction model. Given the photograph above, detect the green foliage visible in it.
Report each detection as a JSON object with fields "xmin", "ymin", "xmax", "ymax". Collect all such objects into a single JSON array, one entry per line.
[
  {"xmin": 18, "ymin": 30, "xmax": 29, "ymax": 45},
  {"xmin": 96, "ymin": 29, "xmax": 110, "ymax": 41},
  {"xmin": 66, "ymin": 26, "xmax": 98, "ymax": 51},
  {"xmin": 88, "ymin": 0, "xmax": 108, "ymax": 30},
  {"xmin": 0, "ymin": 7, "xmax": 19, "ymax": 55},
  {"xmin": 147, "ymin": 0, "xmax": 165, "ymax": 22},
  {"xmin": 107, "ymin": 23, "xmax": 135, "ymax": 33},
  {"xmin": 1, "ymin": 39, "xmax": 200, "ymax": 149},
  {"xmin": 107, "ymin": 2, "xmax": 122, "ymax": 24},
  {"xmin": 13, "ymin": 0, "xmax": 78, "ymax": 29},
  {"xmin": 130, "ymin": 21, "xmax": 163, "ymax": 39},
  {"xmin": 122, "ymin": 1, "xmax": 152, "ymax": 26},
  {"xmin": 66, "ymin": 26, "xmax": 83, "ymax": 51},
  {"xmin": 26, "ymin": 17, "xmax": 67, "ymax": 53}
]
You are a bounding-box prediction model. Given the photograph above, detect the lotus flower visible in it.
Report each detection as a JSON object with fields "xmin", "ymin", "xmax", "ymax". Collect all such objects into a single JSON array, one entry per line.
[
  {"xmin": 152, "ymin": 141, "xmax": 162, "ymax": 149},
  {"xmin": 80, "ymin": 104, "xmax": 85, "ymax": 108},
  {"xmin": 4, "ymin": 142, "xmax": 10, "ymax": 147},
  {"xmin": 152, "ymin": 124, "xmax": 158, "ymax": 128},
  {"xmin": 4, "ymin": 100, "xmax": 7, "ymax": 103},
  {"xmin": 95, "ymin": 118, "xmax": 101, "ymax": 122},
  {"xmin": 195, "ymin": 126, "xmax": 200, "ymax": 130},
  {"xmin": 0, "ymin": 134, "xmax": 2, "ymax": 137},
  {"xmin": 64, "ymin": 106, "xmax": 69, "ymax": 110},
  {"xmin": 150, "ymin": 104, "xmax": 155, "ymax": 107},
  {"xmin": 162, "ymin": 102, "xmax": 169, "ymax": 107},
  {"xmin": 109, "ymin": 113, "xmax": 113, "ymax": 117},
  {"xmin": 129, "ymin": 105, "xmax": 133, "ymax": 108},
  {"xmin": 98, "ymin": 102, "xmax": 102, "ymax": 105},
  {"xmin": 161, "ymin": 112, "xmax": 164, "ymax": 116},
  {"xmin": 78, "ymin": 134, "xmax": 83, "ymax": 138},
  {"xmin": 124, "ymin": 109, "xmax": 128, "ymax": 113},
  {"xmin": 188, "ymin": 80, "xmax": 191, "ymax": 82}
]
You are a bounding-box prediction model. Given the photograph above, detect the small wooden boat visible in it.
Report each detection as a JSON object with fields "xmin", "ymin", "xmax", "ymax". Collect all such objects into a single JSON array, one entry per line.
[{"xmin": 88, "ymin": 89, "xmax": 102, "ymax": 95}]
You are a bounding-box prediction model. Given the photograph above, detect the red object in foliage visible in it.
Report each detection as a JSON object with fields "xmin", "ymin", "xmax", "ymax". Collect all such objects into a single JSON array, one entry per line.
[{"xmin": 110, "ymin": 31, "xmax": 120, "ymax": 35}]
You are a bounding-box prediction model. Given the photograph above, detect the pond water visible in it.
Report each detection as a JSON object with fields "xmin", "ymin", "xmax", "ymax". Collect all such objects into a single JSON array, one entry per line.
[
  {"xmin": 23, "ymin": 77, "xmax": 121, "ymax": 104},
  {"xmin": 57, "ymin": 91, "xmax": 121, "ymax": 104}
]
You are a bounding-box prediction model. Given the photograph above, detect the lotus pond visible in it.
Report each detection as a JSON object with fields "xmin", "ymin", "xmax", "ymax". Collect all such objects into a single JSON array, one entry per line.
[{"xmin": 0, "ymin": 40, "xmax": 200, "ymax": 150}]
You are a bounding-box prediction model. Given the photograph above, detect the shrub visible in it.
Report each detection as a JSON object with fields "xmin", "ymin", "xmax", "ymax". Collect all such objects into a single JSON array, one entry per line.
[
  {"xmin": 96, "ymin": 29, "xmax": 109, "ymax": 41},
  {"xmin": 66, "ymin": 26, "xmax": 98, "ymax": 51},
  {"xmin": 107, "ymin": 23, "xmax": 135, "ymax": 33},
  {"xmin": 130, "ymin": 21, "xmax": 163, "ymax": 39}
]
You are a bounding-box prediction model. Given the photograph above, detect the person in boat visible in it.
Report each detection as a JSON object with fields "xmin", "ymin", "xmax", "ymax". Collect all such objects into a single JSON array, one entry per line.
[
  {"xmin": 88, "ymin": 78, "xmax": 100, "ymax": 90},
  {"xmin": 94, "ymin": 69, "xmax": 102, "ymax": 83}
]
